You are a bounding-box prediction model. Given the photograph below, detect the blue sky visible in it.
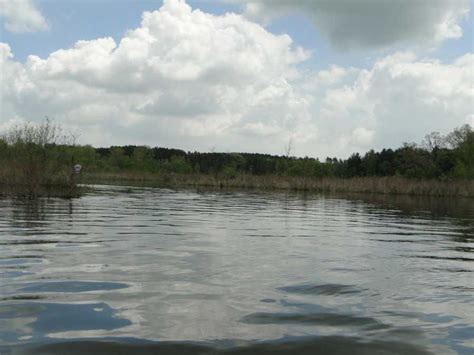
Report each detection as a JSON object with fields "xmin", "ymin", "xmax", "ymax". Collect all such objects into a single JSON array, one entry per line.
[
  {"xmin": 2, "ymin": 0, "xmax": 472, "ymax": 66},
  {"xmin": 1, "ymin": 0, "xmax": 473, "ymax": 157}
]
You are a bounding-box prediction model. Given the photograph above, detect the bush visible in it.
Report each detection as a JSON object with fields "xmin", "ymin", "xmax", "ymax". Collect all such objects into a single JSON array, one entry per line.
[{"xmin": 0, "ymin": 119, "xmax": 77, "ymax": 198}]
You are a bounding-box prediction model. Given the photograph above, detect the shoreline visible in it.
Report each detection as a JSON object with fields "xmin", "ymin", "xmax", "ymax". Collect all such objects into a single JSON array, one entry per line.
[
  {"xmin": 80, "ymin": 173, "xmax": 474, "ymax": 198},
  {"xmin": 0, "ymin": 183, "xmax": 87, "ymax": 199},
  {"xmin": 1, "ymin": 173, "xmax": 473, "ymax": 199}
]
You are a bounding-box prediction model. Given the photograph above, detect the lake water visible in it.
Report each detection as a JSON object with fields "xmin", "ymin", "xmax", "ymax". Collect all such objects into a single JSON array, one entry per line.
[{"xmin": 1, "ymin": 185, "xmax": 473, "ymax": 354}]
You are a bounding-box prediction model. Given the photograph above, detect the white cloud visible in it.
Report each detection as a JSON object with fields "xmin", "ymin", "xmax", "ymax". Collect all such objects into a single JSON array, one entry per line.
[
  {"xmin": 351, "ymin": 127, "xmax": 375, "ymax": 147},
  {"xmin": 0, "ymin": 0, "xmax": 313, "ymax": 154},
  {"xmin": 1, "ymin": 0, "xmax": 472, "ymax": 159},
  {"xmin": 237, "ymin": 0, "xmax": 470, "ymax": 49},
  {"xmin": 302, "ymin": 52, "xmax": 474, "ymax": 157},
  {"xmin": 0, "ymin": 0, "xmax": 49, "ymax": 33}
]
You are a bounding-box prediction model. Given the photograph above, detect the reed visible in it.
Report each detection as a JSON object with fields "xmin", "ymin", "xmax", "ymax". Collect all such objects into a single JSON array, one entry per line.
[{"xmin": 82, "ymin": 172, "xmax": 474, "ymax": 197}]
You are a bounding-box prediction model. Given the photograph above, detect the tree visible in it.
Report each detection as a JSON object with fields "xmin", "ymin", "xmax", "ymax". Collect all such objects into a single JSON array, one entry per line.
[
  {"xmin": 452, "ymin": 126, "xmax": 474, "ymax": 178},
  {"xmin": 345, "ymin": 153, "xmax": 363, "ymax": 177},
  {"xmin": 284, "ymin": 136, "xmax": 294, "ymax": 158},
  {"xmin": 362, "ymin": 150, "xmax": 378, "ymax": 176},
  {"xmin": 109, "ymin": 147, "xmax": 131, "ymax": 170},
  {"xmin": 445, "ymin": 124, "xmax": 472, "ymax": 149},
  {"xmin": 423, "ymin": 131, "xmax": 445, "ymax": 152}
]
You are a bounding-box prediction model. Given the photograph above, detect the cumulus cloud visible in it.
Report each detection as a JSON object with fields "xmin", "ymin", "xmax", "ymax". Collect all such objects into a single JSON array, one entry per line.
[
  {"xmin": 1, "ymin": 0, "xmax": 313, "ymax": 153},
  {"xmin": 303, "ymin": 52, "xmax": 474, "ymax": 157},
  {"xmin": 237, "ymin": 0, "xmax": 470, "ymax": 49},
  {"xmin": 1, "ymin": 0, "xmax": 473, "ymax": 158},
  {"xmin": 0, "ymin": 0, "xmax": 49, "ymax": 33}
]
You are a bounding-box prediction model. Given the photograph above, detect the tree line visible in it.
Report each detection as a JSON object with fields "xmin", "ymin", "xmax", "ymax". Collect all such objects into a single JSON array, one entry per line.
[{"xmin": 47, "ymin": 124, "xmax": 474, "ymax": 180}]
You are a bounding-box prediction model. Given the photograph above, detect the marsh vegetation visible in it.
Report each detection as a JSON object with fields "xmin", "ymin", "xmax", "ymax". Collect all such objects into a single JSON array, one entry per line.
[{"xmin": 1, "ymin": 121, "xmax": 473, "ymax": 198}]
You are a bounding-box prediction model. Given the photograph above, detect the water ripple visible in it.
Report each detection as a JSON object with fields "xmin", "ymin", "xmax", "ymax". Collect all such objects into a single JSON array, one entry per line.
[{"xmin": 0, "ymin": 186, "xmax": 473, "ymax": 354}]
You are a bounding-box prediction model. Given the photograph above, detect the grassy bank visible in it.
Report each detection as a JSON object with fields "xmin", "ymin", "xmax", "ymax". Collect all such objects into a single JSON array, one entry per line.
[
  {"xmin": 2, "ymin": 120, "xmax": 472, "ymax": 198},
  {"xmin": 83, "ymin": 172, "xmax": 474, "ymax": 197}
]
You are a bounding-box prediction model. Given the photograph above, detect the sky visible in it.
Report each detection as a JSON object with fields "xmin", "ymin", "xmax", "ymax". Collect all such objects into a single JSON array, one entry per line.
[{"xmin": 0, "ymin": 0, "xmax": 473, "ymax": 158}]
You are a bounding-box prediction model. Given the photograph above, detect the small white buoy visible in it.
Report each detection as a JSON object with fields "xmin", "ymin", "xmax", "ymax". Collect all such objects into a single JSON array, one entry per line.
[{"xmin": 73, "ymin": 164, "xmax": 82, "ymax": 174}]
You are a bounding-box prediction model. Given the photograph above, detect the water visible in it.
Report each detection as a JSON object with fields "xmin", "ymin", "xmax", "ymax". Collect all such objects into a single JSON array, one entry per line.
[{"xmin": 1, "ymin": 185, "xmax": 473, "ymax": 354}]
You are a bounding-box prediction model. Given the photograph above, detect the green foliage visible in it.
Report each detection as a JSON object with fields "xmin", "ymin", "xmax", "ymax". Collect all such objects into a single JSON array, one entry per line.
[
  {"xmin": 395, "ymin": 144, "xmax": 436, "ymax": 179},
  {"xmin": 222, "ymin": 164, "xmax": 238, "ymax": 179},
  {"xmin": 161, "ymin": 156, "xmax": 192, "ymax": 174},
  {"xmin": 1, "ymin": 121, "xmax": 472, "ymax": 189},
  {"xmin": 453, "ymin": 127, "xmax": 474, "ymax": 178},
  {"xmin": 0, "ymin": 119, "xmax": 75, "ymax": 198}
]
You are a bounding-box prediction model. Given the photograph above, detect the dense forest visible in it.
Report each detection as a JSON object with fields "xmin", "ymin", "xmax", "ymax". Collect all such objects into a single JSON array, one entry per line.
[
  {"xmin": 0, "ymin": 121, "xmax": 473, "ymax": 198},
  {"xmin": 59, "ymin": 124, "xmax": 473, "ymax": 179}
]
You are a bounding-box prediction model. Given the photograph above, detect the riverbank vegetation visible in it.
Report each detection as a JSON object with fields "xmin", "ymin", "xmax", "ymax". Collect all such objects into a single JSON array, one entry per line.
[
  {"xmin": 83, "ymin": 173, "xmax": 474, "ymax": 197},
  {"xmin": 1, "ymin": 121, "xmax": 473, "ymax": 198},
  {"xmin": 0, "ymin": 119, "xmax": 83, "ymax": 199}
]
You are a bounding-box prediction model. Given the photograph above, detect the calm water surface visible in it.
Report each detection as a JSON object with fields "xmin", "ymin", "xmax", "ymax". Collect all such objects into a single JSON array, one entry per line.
[{"xmin": 1, "ymin": 186, "xmax": 473, "ymax": 354}]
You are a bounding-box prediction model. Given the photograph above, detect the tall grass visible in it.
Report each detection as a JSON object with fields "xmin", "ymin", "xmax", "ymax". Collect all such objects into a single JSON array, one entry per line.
[{"xmin": 83, "ymin": 172, "xmax": 474, "ymax": 197}]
